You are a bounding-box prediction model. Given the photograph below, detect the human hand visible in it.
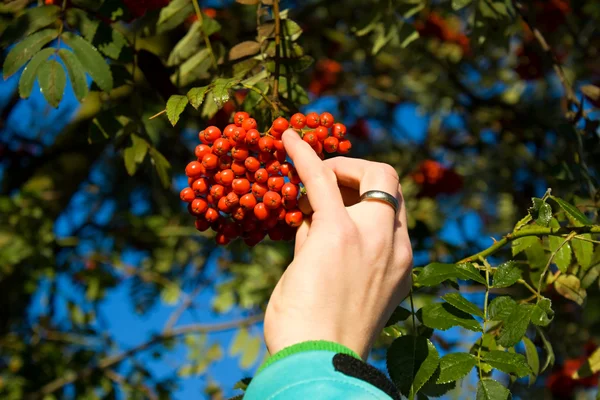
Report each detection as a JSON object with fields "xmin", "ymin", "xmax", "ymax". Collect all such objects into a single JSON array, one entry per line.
[{"xmin": 263, "ymin": 129, "xmax": 413, "ymax": 359}]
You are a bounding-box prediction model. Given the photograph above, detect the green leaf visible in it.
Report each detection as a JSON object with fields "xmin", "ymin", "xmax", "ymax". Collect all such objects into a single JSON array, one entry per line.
[
  {"xmin": 157, "ymin": 0, "xmax": 194, "ymax": 34},
  {"xmin": 3, "ymin": 29, "xmax": 58, "ymax": 79},
  {"xmin": 530, "ymin": 198, "xmax": 552, "ymax": 227},
  {"xmin": 37, "ymin": 59, "xmax": 66, "ymax": 108},
  {"xmin": 1, "ymin": 5, "xmax": 60, "ymax": 47},
  {"xmin": 166, "ymin": 95, "xmax": 189, "ymax": 126},
  {"xmin": 173, "ymin": 48, "xmax": 211, "ymax": 86},
  {"xmin": 554, "ymin": 275, "xmax": 586, "ymax": 305},
  {"xmin": 417, "ymin": 263, "xmax": 485, "ymax": 286},
  {"xmin": 161, "ymin": 283, "xmax": 180, "ymax": 305},
  {"xmin": 536, "ymin": 327, "xmax": 554, "ymax": 372},
  {"xmin": 57, "ymin": 49, "xmax": 89, "ymax": 101},
  {"xmin": 18, "ymin": 47, "xmax": 55, "ymax": 99},
  {"xmin": 187, "ymin": 86, "xmax": 211, "ymax": 109},
  {"xmin": 230, "ymin": 328, "xmax": 249, "ymax": 357},
  {"xmin": 233, "ymin": 377, "xmax": 252, "ymax": 391},
  {"xmin": 201, "ymin": 14, "xmax": 221, "ymax": 36},
  {"xmin": 488, "ymin": 296, "xmax": 517, "ymax": 322},
  {"xmin": 240, "ymin": 334, "xmax": 261, "ymax": 369},
  {"xmin": 442, "ymin": 293, "xmax": 484, "ymax": 318},
  {"xmin": 512, "ymin": 235, "xmax": 539, "ymax": 256},
  {"xmin": 421, "ymin": 368, "xmax": 456, "ymax": 398},
  {"xmin": 212, "ymin": 78, "xmax": 240, "ymax": 108},
  {"xmin": 573, "ymin": 347, "xmax": 600, "ymax": 379},
  {"xmin": 452, "ymin": 0, "xmax": 473, "ymax": 10},
  {"xmin": 523, "ymin": 337, "xmax": 540, "ymax": 385},
  {"xmin": 123, "ymin": 134, "xmax": 148, "ymax": 176},
  {"xmin": 548, "ymin": 219, "xmax": 572, "ymax": 273},
  {"xmin": 282, "ymin": 19, "xmax": 303, "ymax": 41},
  {"xmin": 551, "ymin": 196, "xmax": 592, "ymax": 225},
  {"xmin": 385, "ymin": 306, "xmax": 412, "ymax": 327},
  {"xmin": 61, "ymin": 32, "xmax": 113, "ymax": 92},
  {"xmin": 530, "ymin": 297, "xmax": 553, "ymax": 326},
  {"xmin": 387, "ymin": 336, "xmax": 440, "ymax": 398},
  {"xmin": 476, "ymin": 379, "xmax": 510, "ymax": 400},
  {"xmin": 492, "ymin": 261, "xmax": 522, "ymax": 288},
  {"xmin": 572, "ymin": 235, "xmax": 593, "ymax": 271},
  {"xmin": 167, "ymin": 21, "xmax": 203, "ymax": 66},
  {"xmin": 149, "ymin": 148, "xmax": 172, "ymax": 189},
  {"xmin": 482, "ymin": 351, "xmax": 531, "ymax": 378},
  {"xmin": 437, "ymin": 353, "xmax": 477, "ymax": 384},
  {"xmin": 421, "ymin": 303, "xmax": 482, "ymax": 332},
  {"xmin": 581, "ymin": 265, "xmax": 599, "ymax": 289},
  {"xmin": 497, "ymin": 304, "xmax": 533, "ymax": 347}
]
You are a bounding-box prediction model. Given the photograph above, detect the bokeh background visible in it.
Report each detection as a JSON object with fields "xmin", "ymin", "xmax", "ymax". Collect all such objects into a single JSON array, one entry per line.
[{"xmin": 2, "ymin": 0, "xmax": 600, "ymax": 399}]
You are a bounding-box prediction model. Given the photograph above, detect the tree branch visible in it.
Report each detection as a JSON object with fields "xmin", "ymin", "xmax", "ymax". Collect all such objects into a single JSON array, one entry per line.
[
  {"xmin": 271, "ymin": 0, "xmax": 282, "ymax": 102},
  {"xmin": 28, "ymin": 314, "xmax": 264, "ymax": 399}
]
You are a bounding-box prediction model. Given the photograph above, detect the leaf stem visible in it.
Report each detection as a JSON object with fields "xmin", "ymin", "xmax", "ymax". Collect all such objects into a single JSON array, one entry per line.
[
  {"xmin": 409, "ymin": 289, "xmax": 417, "ymax": 336},
  {"xmin": 536, "ymin": 231, "xmax": 577, "ymax": 299},
  {"xmin": 192, "ymin": 0, "xmax": 218, "ymax": 70},
  {"xmin": 517, "ymin": 279, "xmax": 540, "ymax": 298},
  {"xmin": 477, "ymin": 257, "xmax": 491, "ymax": 381},
  {"xmin": 240, "ymin": 83, "xmax": 279, "ymax": 113}
]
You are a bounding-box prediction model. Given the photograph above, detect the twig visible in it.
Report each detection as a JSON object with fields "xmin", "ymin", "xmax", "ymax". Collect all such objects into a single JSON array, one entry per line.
[
  {"xmin": 149, "ymin": 109, "xmax": 166, "ymax": 120},
  {"xmin": 105, "ymin": 370, "xmax": 158, "ymax": 400},
  {"xmin": 477, "ymin": 259, "xmax": 491, "ymax": 380},
  {"xmin": 192, "ymin": 0, "xmax": 218, "ymax": 69},
  {"xmin": 517, "ymin": 279, "xmax": 539, "ymax": 298},
  {"xmin": 163, "ymin": 284, "xmax": 206, "ymax": 331},
  {"xmin": 458, "ymin": 225, "xmax": 600, "ymax": 263},
  {"xmin": 536, "ymin": 231, "xmax": 577, "ymax": 298},
  {"xmin": 271, "ymin": 0, "xmax": 282, "ymax": 101},
  {"xmin": 29, "ymin": 314, "xmax": 264, "ymax": 399}
]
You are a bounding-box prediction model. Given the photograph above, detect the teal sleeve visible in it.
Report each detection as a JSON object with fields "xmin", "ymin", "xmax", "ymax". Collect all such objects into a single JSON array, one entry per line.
[{"xmin": 244, "ymin": 342, "xmax": 395, "ymax": 400}]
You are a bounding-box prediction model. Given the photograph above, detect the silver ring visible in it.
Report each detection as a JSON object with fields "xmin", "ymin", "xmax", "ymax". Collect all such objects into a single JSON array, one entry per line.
[{"xmin": 360, "ymin": 190, "xmax": 399, "ymax": 214}]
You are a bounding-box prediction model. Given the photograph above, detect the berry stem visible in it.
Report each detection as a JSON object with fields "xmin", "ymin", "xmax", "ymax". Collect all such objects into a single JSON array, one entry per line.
[
  {"xmin": 192, "ymin": 0, "xmax": 218, "ymax": 70},
  {"xmin": 241, "ymin": 83, "xmax": 279, "ymax": 114}
]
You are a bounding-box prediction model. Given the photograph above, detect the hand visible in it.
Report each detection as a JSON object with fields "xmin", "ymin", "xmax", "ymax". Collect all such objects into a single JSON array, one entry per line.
[{"xmin": 264, "ymin": 129, "xmax": 413, "ymax": 359}]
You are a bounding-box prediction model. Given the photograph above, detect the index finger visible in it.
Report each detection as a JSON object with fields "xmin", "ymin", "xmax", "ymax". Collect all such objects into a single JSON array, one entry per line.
[{"xmin": 282, "ymin": 129, "xmax": 346, "ymax": 219}]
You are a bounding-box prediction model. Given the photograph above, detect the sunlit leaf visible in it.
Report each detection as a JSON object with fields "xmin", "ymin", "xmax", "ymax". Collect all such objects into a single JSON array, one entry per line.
[{"xmin": 437, "ymin": 353, "xmax": 476, "ymax": 384}]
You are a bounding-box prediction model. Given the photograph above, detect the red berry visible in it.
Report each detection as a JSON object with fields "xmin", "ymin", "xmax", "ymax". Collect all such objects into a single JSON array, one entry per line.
[
  {"xmin": 245, "ymin": 129, "xmax": 260, "ymax": 145},
  {"xmin": 268, "ymin": 176, "xmax": 285, "ymax": 192},
  {"xmin": 314, "ymin": 126, "xmax": 329, "ymax": 141},
  {"xmin": 219, "ymin": 155, "xmax": 232, "ymax": 170},
  {"xmin": 244, "ymin": 230, "xmax": 265, "ymax": 246},
  {"xmin": 240, "ymin": 193, "xmax": 257, "ymax": 209},
  {"xmin": 332, "ymin": 123, "xmax": 346, "ymax": 139},
  {"xmin": 272, "ymin": 117, "xmax": 289, "ymax": 133},
  {"xmin": 323, "ymin": 136, "xmax": 339, "ymax": 153},
  {"xmin": 242, "ymin": 118, "xmax": 257, "ymax": 131},
  {"xmin": 180, "ymin": 187, "xmax": 195, "ymax": 202},
  {"xmin": 203, "ymin": 126, "xmax": 222, "ymax": 143},
  {"xmin": 319, "ymin": 112, "xmax": 334, "ymax": 128},
  {"xmin": 188, "ymin": 177, "xmax": 194, "ymax": 186},
  {"xmin": 282, "ymin": 197, "xmax": 298, "ymax": 210},
  {"xmin": 273, "ymin": 139, "xmax": 285, "ymax": 152},
  {"xmin": 195, "ymin": 218, "xmax": 211, "ymax": 232},
  {"xmin": 288, "ymin": 167, "xmax": 302, "ymax": 185},
  {"xmin": 244, "ymin": 156, "xmax": 260, "ymax": 172},
  {"xmin": 218, "ymin": 196, "xmax": 232, "ymax": 213},
  {"xmin": 280, "ymin": 162, "xmax": 291, "ymax": 176},
  {"xmin": 234, "ymin": 111, "xmax": 249, "ymax": 127},
  {"xmin": 224, "ymin": 124, "xmax": 237, "ymax": 138},
  {"xmin": 281, "ymin": 183, "xmax": 299, "ymax": 200},
  {"xmin": 290, "ymin": 113, "xmax": 306, "ymax": 129},
  {"xmin": 285, "ymin": 209, "xmax": 303, "ymax": 227},
  {"xmin": 212, "ymin": 138, "xmax": 231, "ymax": 156},
  {"xmin": 225, "ymin": 192, "xmax": 239, "ymax": 208},
  {"xmin": 274, "ymin": 206, "xmax": 287, "ymax": 220},
  {"xmin": 185, "ymin": 161, "xmax": 203, "ymax": 178},
  {"xmin": 190, "ymin": 198, "xmax": 208, "ymax": 215},
  {"xmin": 258, "ymin": 136, "xmax": 274, "ymax": 152},
  {"xmin": 312, "ymin": 141, "xmax": 323, "ymax": 154},
  {"xmin": 195, "ymin": 144, "xmax": 212, "ymax": 160},
  {"xmin": 254, "ymin": 168, "xmax": 269, "ymax": 183},
  {"xmin": 306, "ymin": 112, "xmax": 320, "ymax": 128},
  {"xmin": 215, "ymin": 232, "xmax": 230, "ymax": 245},
  {"xmin": 232, "ymin": 206, "xmax": 246, "ymax": 221},
  {"xmin": 263, "ymin": 191, "xmax": 282, "ymax": 209},
  {"xmin": 210, "ymin": 184, "xmax": 226, "ymax": 200},
  {"xmin": 232, "ymin": 178, "xmax": 251, "ymax": 195},
  {"xmin": 245, "ymin": 171, "xmax": 256, "ymax": 182},
  {"xmin": 303, "ymin": 132, "xmax": 317, "ymax": 146},
  {"xmin": 254, "ymin": 202, "xmax": 270, "ymax": 220},
  {"xmin": 261, "ymin": 214, "xmax": 279, "ymax": 230},
  {"xmin": 231, "ymin": 127, "xmax": 247, "ymax": 143},
  {"xmin": 218, "ymin": 169, "xmax": 235, "ymax": 186},
  {"xmin": 258, "ymin": 151, "xmax": 273, "ymax": 163},
  {"xmin": 242, "ymin": 217, "xmax": 258, "ymax": 232},
  {"xmin": 231, "ymin": 160, "xmax": 247, "ymax": 176},
  {"xmin": 268, "ymin": 226, "xmax": 285, "ymax": 241},
  {"xmin": 231, "ymin": 146, "xmax": 249, "ymax": 161},
  {"xmin": 202, "ymin": 153, "xmax": 219, "ymax": 170},
  {"xmin": 252, "ymin": 182, "xmax": 269, "ymax": 198},
  {"xmin": 265, "ymin": 160, "xmax": 281, "ymax": 175},
  {"xmin": 338, "ymin": 139, "xmax": 351, "ymax": 154},
  {"xmin": 274, "ymin": 149, "xmax": 287, "ymax": 163},
  {"xmin": 192, "ymin": 178, "xmax": 209, "ymax": 194},
  {"xmin": 222, "ymin": 221, "xmax": 241, "ymax": 239}
]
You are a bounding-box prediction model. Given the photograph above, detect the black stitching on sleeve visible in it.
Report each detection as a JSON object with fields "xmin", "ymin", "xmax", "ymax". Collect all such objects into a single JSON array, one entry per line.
[{"xmin": 332, "ymin": 353, "xmax": 400, "ymax": 400}]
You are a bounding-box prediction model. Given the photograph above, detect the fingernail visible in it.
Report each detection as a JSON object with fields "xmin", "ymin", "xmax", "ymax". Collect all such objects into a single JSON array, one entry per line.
[{"xmin": 282, "ymin": 128, "xmax": 300, "ymax": 143}]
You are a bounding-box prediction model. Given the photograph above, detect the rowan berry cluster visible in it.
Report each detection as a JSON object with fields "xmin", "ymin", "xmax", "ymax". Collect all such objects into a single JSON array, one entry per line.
[{"xmin": 180, "ymin": 111, "xmax": 351, "ymax": 246}]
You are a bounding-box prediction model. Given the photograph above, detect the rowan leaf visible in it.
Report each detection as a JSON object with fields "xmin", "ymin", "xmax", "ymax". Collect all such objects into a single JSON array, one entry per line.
[
  {"xmin": 166, "ymin": 95, "xmax": 189, "ymax": 126},
  {"xmin": 523, "ymin": 336, "xmax": 540, "ymax": 385},
  {"xmin": 421, "ymin": 303, "xmax": 482, "ymax": 332},
  {"xmin": 61, "ymin": 32, "xmax": 113, "ymax": 92},
  {"xmin": 18, "ymin": 47, "xmax": 55, "ymax": 99},
  {"xmin": 417, "ymin": 263, "xmax": 485, "ymax": 286},
  {"xmin": 387, "ymin": 335, "xmax": 439, "ymax": 398},
  {"xmin": 476, "ymin": 378, "xmax": 510, "ymax": 400},
  {"xmin": 497, "ymin": 304, "xmax": 533, "ymax": 347},
  {"xmin": 3, "ymin": 29, "xmax": 58, "ymax": 79},
  {"xmin": 483, "ymin": 351, "xmax": 531, "ymax": 377},
  {"xmin": 488, "ymin": 296, "xmax": 517, "ymax": 322},
  {"xmin": 442, "ymin": 292, "xmax": 484, "ymax": 318},
  {"xmin": 385, "ymin": 306, "xmax": 412, "ymax": 327},
  {"xmin": 58, "ymin": 49, "xmax": 89, "ymax": 101},
  {"xmin": 551, "ymin": 196, "xmax": 593, "ymax": 225},
  {"xmin": 530, "ymin": 297, "xmax": 553, "ymax": 327},
  {"xmin": 37, "ymin": 59, "xmax": 66, "ymax": 108},
  {"xmin": 492, "ymin": 261, "xmax": 522, "ymax": 288},
  {"xmin": 437, "ymin": 353, "xmax": 477, "ymax": 384}
]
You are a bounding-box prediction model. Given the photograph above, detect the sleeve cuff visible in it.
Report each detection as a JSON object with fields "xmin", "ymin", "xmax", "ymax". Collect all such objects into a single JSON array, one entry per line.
[{"xmin": 257, "ymin": 340, "xmax": 362, "ymax": 374}]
